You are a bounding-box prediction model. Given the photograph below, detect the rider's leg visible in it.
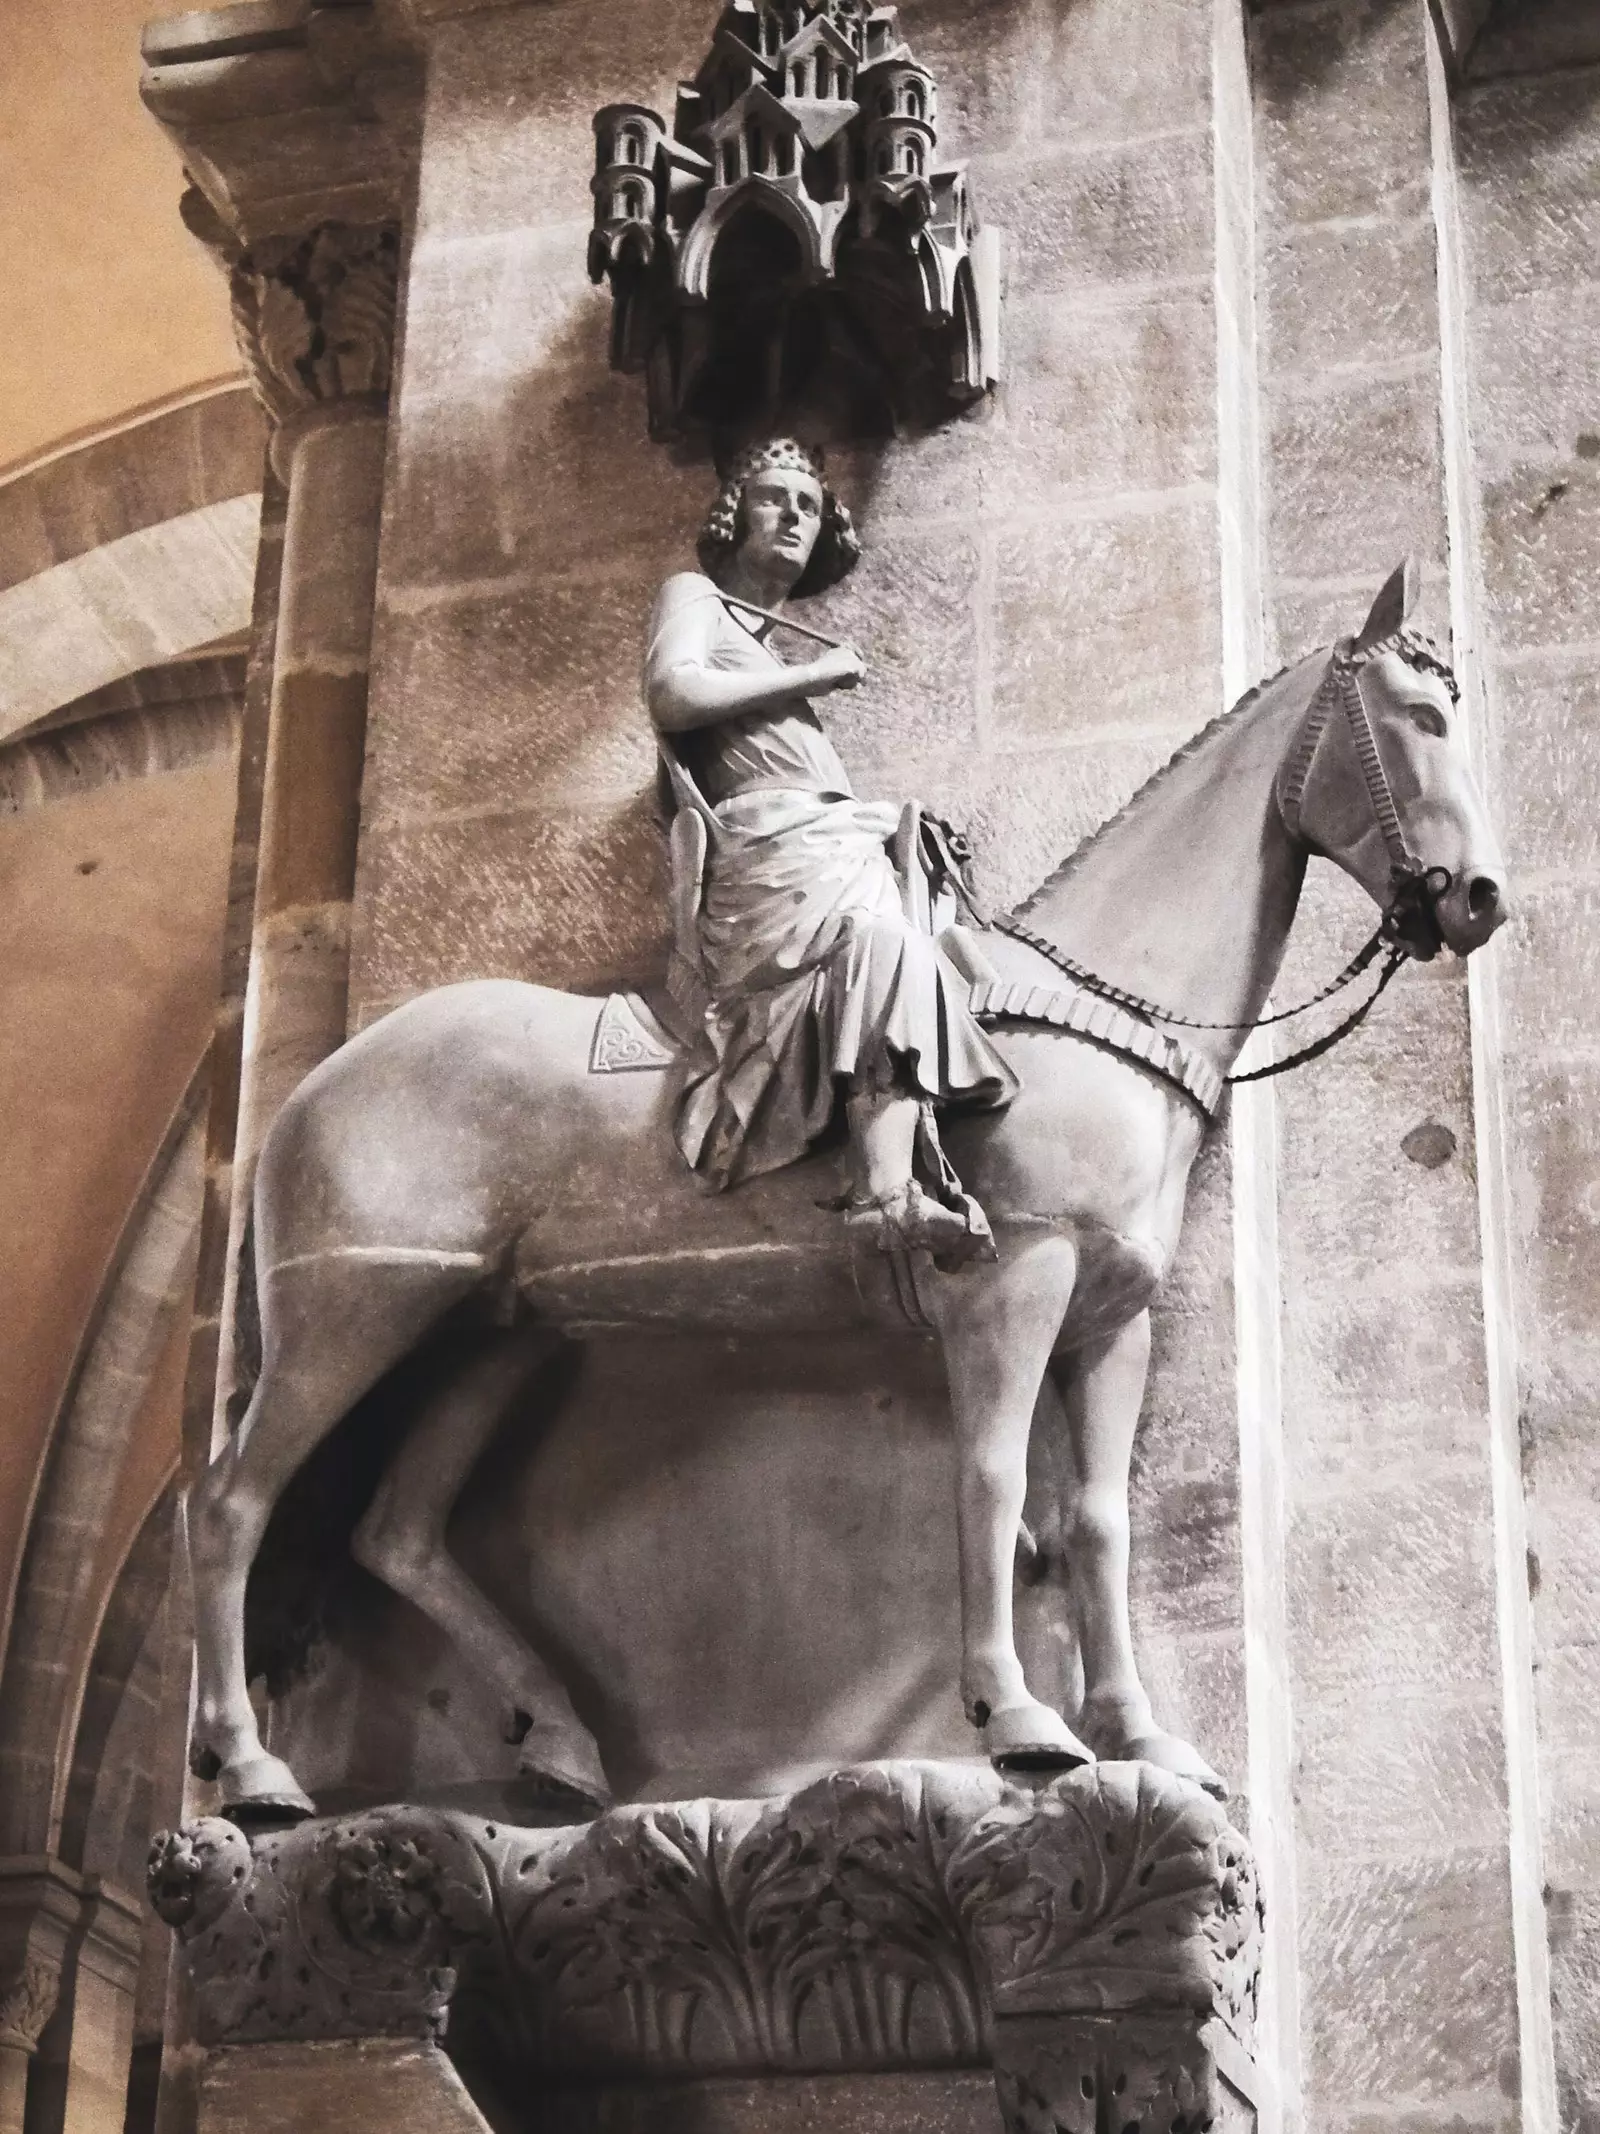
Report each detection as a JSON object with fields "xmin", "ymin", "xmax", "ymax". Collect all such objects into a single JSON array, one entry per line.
[
  {"xmin": 845, "ymin": 1079, "xmax": 920, "ymax": 1199},
  {"xmin": 845, "ymin": 1066, "xmax": 992, "ymax": 1265}
]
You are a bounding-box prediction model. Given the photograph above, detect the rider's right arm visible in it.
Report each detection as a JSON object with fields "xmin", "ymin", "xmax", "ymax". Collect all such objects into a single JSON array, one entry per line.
[{"xmin": 645, "ymin": 574, "xmax": 817, "ymax": 734}]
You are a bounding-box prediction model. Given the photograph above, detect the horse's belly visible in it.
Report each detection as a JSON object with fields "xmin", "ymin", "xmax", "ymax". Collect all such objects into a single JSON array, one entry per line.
[{"xmin": 513, "ymin": 1165, "xmax": 916, "ymax": 1335}]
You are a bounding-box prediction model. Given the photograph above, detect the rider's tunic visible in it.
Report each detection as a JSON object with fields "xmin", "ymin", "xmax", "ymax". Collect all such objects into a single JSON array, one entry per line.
[{"xmin": 646, "ymin": 571, "xmax": 1015, "ymax": 1189}]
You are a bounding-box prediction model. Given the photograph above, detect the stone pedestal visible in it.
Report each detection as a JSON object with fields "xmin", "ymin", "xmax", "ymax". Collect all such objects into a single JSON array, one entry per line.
[{"xmin": 150, "ymin": 1762, "xmax": 1259, "ymax": 2134}]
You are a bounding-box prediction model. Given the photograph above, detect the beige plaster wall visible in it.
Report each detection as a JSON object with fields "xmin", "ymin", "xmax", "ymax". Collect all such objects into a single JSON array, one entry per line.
[
  {"xmin": 0, "ymin": 0, "xmax": 240, "ymax": 476},
  {"xmin": 0, "ymin": 760, "xmax": 237, "ymax": 1660}
]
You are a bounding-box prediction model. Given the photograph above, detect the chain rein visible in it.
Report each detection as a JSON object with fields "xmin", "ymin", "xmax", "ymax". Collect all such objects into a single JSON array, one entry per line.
[{"xmin": 990, "ymin": 635, "xmax": 1454, "ymax": 1094}]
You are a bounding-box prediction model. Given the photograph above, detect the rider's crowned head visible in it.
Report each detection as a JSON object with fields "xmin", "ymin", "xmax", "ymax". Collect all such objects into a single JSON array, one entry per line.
[{"xmin": 698, "ymin": 437, "xmax": 862, "ymax": 599}]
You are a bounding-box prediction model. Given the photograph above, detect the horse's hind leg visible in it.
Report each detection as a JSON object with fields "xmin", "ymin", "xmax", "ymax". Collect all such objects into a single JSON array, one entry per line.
[
  {"xmin": 934, "ymin": 1236, "xmax": 1093, "ymax": 1775},
  {"xmin": 351, "ymin": 1326, "xmax": 611, "ymax": 1812},
  {"xmin": 1052, "ymin": 1310, "xmax": 1226, "ymax": 1798},
  {"xmin": 188, "ymin": 1253, "xmax": 479, "ymax": 1819}
]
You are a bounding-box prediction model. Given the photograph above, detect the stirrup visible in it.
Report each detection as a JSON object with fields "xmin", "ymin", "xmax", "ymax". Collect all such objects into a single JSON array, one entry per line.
[{"xmin": 845, "ymin": 1182, "xmax": 995, "ymax": 1270}]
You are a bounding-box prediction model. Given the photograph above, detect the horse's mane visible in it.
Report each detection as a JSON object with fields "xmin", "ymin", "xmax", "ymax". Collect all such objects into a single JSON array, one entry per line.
[{"xmin": 1013, "ymin": 649, "xmax": 1317, "ymax": 918}]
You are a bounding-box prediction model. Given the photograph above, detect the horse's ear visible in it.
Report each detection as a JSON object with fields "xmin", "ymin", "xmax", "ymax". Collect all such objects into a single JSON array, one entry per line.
[{"xmin": 1355, "ymin": 557, "xmax": 1421, "ymax": 648}]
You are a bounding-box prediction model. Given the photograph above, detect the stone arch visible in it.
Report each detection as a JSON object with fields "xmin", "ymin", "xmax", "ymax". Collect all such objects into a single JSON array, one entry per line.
[
  {"xmin": 0, "ymin": 1069, "xmax": 205, "ymax": 1859},
  {"xmin": 678, "ymin": 180, "xmax": 831, "ymax": 298},
  {"xmin": 0, "ymin": 385, "xmax": 263, "ymax": 745},
  {"xmin": 56, "ymin": 1485, "xmax": 179, "ymax": 1888}
]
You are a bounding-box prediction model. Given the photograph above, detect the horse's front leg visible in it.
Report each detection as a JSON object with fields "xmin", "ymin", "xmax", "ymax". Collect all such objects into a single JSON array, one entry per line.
[
  {"xmin": 351, "ymin": 1323, "xmax": 611, "ymax": 1813},
  {"xmin": 1053, "ymin": 1310, "xmax": 1227, "ymax": 1798},
  {"xmin": 935, "ymin": 1235, "xmax": 1093, "ymax": 1775}
]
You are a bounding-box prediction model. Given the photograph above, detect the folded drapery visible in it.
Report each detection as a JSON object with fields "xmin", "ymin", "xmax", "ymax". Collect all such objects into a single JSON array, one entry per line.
[{"xmin": 669, "ymin": 781, "xmax": 1016, "ymax": 1189}]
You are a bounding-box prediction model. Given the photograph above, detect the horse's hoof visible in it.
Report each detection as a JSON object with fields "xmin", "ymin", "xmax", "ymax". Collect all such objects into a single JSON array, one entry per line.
[
  {"xmin": 979, "ymin": 1699, "xmax": 1094, "ymax": 1776},
  {"xmin": 216, "ymin": 1752, "xmax": 317, "ymax": 1827},
  {"xmin": 1120, "ymin": 1732, "xmax": 1230, "ymax": 1801},
  {"xmin": 516, "ymin": 1723, "xmax": 612, "ymax": 1817}
]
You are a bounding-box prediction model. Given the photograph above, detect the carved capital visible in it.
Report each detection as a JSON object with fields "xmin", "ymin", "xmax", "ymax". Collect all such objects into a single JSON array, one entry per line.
[
  {"xmin": 951, "ymin": 1763, "xmax": 1261, "ymax": 2037},
  {"xmin": 0, "ymin": 1856, "xmax": 89, "ymax": 2062},
  {"xmin": 153, "ymin": 1759, "xmax": 1260, "ymax": 2117},
  {"xmin": 0, "ymin": 1957, "xmax": 60, "ymax": 2054},
  {"xmin": 182, "ymin": 193, "xmax": 400, "ymax": 428},
  {"xmin": 991, "ymin": 2014, "xmax": 1256, "ymax": 2134}
]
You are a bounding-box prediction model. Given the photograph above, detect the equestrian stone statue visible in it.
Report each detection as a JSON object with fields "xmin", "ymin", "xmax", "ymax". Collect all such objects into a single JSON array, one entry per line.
[{"xmin": 183, "ymin": 539, "xmax": 1507, "ymax": 1823}]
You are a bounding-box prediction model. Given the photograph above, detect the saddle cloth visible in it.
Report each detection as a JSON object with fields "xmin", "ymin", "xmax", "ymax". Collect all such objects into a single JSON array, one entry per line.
[{"xmin": 587, "ymin": 978, "xmax": 1225, "ymax": 1121}]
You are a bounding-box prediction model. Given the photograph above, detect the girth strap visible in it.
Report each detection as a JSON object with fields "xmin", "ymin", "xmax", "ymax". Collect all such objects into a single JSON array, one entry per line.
[{"xmin": 969, "ymin": 977, "xmax": 1225, "ymax": 1123}]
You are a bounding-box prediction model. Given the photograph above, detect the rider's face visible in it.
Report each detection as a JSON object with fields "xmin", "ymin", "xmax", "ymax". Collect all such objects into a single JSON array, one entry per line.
[{"xmin": 738, "ymin": 470, "xmax": 824, "ymax": 586}]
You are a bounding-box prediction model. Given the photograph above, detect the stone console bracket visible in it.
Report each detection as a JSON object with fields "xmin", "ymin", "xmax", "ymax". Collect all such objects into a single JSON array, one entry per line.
[
  {"xmin": 149, "ymin": 1761, "xmax": 1261, "ymax": 2133},
  {"xmin": 588, "ymin": 0, "xmax": 1003, "ymax": 444}
]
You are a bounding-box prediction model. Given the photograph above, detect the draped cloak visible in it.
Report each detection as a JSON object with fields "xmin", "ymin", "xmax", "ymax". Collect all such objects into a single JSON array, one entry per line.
[{"xmin": 645, "ymin": 572, "xmax": 1016, "ymax": 1189}]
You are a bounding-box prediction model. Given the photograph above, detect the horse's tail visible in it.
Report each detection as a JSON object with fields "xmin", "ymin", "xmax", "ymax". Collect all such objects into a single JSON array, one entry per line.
[{"xmin": 226, "ymin": 1203, "xmax": 262, "ymax": 1433}]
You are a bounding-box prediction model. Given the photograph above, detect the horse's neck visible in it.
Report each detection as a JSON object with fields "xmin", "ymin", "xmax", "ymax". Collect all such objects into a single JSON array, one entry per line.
[{"xmin": 1018, "ymin": 657, "xmax": 1321, "ymax": 1076}]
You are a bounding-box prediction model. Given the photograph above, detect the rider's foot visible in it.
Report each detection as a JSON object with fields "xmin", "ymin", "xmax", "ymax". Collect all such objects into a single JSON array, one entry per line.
[{"xmin": 847, "ymin": 1181, "xmax": 997, "ymax": 1270}]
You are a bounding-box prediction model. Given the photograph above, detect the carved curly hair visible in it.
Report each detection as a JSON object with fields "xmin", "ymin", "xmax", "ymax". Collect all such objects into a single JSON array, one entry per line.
[{"xmin": 697, "ymin": 437, "xmax": 862, "ymax": 598}]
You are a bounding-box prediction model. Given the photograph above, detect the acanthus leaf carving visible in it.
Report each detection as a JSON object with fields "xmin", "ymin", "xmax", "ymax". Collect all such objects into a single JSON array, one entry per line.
[
  {"xmin": 0, "ymin": 1957, "xmax": 61, "ymax": 2055},
  {"xmin": 949, "ymin": 1763, "xmax": 1262, "ymax": 2047},
  {"xmin": 151, "ymin": 1759, "xmax": 1259, "ymax": 2114},
  {"xmin": 180, "ymin": 191, "xmax": 399, "ymax": 428},
  {"xmin": 991, "ymin": 2013, "xmax": 1255, "ymax": 2134}
]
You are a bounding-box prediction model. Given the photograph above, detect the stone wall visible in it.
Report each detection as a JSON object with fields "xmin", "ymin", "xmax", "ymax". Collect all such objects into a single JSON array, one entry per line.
[
  {"xmin": 1457, "ymin": 26, "xmax": 1600, "ymax": 2124},
  {"xmin": 1250, "ymin": 5, "xmax": 1517, "ymax": 2124}
]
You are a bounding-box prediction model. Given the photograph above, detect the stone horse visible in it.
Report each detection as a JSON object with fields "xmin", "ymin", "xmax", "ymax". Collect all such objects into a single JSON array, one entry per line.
[{"xmin": 188, "ymin": 560, "xmax": 1507, "ymax": 1819}]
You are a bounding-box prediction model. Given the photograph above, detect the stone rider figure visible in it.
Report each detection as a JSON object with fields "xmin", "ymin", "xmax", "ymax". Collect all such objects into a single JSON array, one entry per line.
[{"xmin": 645, "ymin": 438, "xmax": 1015, "ymax": 1264}]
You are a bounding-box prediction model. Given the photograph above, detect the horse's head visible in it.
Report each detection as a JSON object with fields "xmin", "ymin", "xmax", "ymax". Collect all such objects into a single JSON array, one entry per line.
[{"xmin": 1278, "ymin": 559, "xmax": 1509, "ymax": 960}]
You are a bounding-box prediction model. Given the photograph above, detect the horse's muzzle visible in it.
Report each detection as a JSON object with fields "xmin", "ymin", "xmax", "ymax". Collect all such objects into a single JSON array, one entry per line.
[{"xmin": 1435, "ymin": 866, "xmax": 1510, "ymax": 956}]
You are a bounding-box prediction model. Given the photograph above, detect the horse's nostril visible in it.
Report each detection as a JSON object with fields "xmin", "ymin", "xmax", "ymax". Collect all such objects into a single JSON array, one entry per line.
[{"xmin": 1468, "ymin": 875, "xmax": 1502, "ymax": 920}]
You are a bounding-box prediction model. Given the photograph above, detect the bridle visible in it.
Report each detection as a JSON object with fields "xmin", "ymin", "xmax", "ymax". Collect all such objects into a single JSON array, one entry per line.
[
  {"xmin": 983, "ymin": 634, "xmax": 1458, "ymax": 1114},
  {"xmin": 1276, "ymin": 628, "xmax": 1456, "ymax": 962}
]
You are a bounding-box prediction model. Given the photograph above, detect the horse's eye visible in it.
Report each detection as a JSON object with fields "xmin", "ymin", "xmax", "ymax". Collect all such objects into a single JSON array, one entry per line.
[{"xmin": 1407, "ymin": 702, "xmax": 1448, "ymax": 739}]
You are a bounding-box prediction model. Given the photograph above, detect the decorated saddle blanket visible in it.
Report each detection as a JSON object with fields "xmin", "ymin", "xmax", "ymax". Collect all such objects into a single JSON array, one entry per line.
[{"xmin": 588, "ymin": 967, "xmax": 1227, "ymax": 1122}]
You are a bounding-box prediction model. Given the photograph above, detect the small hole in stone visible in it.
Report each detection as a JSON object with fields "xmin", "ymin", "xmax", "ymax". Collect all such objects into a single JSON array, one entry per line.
[
  {"xmin": 1081, "ymin": 2076, "xmax": 1095, "ymax": 2099},
  {"xmin": 1401, "ymin": 1118, "xmax": 1456, "ymax": 1169},
  {"xmin": 77, "ymin": 858, "xmax": 99, "ymax": 875}
]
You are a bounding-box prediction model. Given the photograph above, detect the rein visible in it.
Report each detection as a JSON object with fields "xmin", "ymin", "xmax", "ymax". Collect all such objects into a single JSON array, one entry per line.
[{"xmin": 982, "ymin": 635, "xmax": 1456, "ymax": 1116}]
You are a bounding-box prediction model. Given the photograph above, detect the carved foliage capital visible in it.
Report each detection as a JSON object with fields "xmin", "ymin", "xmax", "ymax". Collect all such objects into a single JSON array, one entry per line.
[
  {"xmin": 951, "ymin": 1763, "xmax": 1262, "ymax": 2040},
  {"xmin": 182, "ymin": 193, "xmax": 399, "ymax": 426},
  {"xmin": 992, "ymin": 2013, "xmax": 1255, "ymax": 2134},
  {"xmin": 0, "ymin": 1957, "xmax": 60, "ymax": 2054},
  {"xmin": 152, "ymin": 1761, "xmax": 1260, "ymax": 2091}
]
